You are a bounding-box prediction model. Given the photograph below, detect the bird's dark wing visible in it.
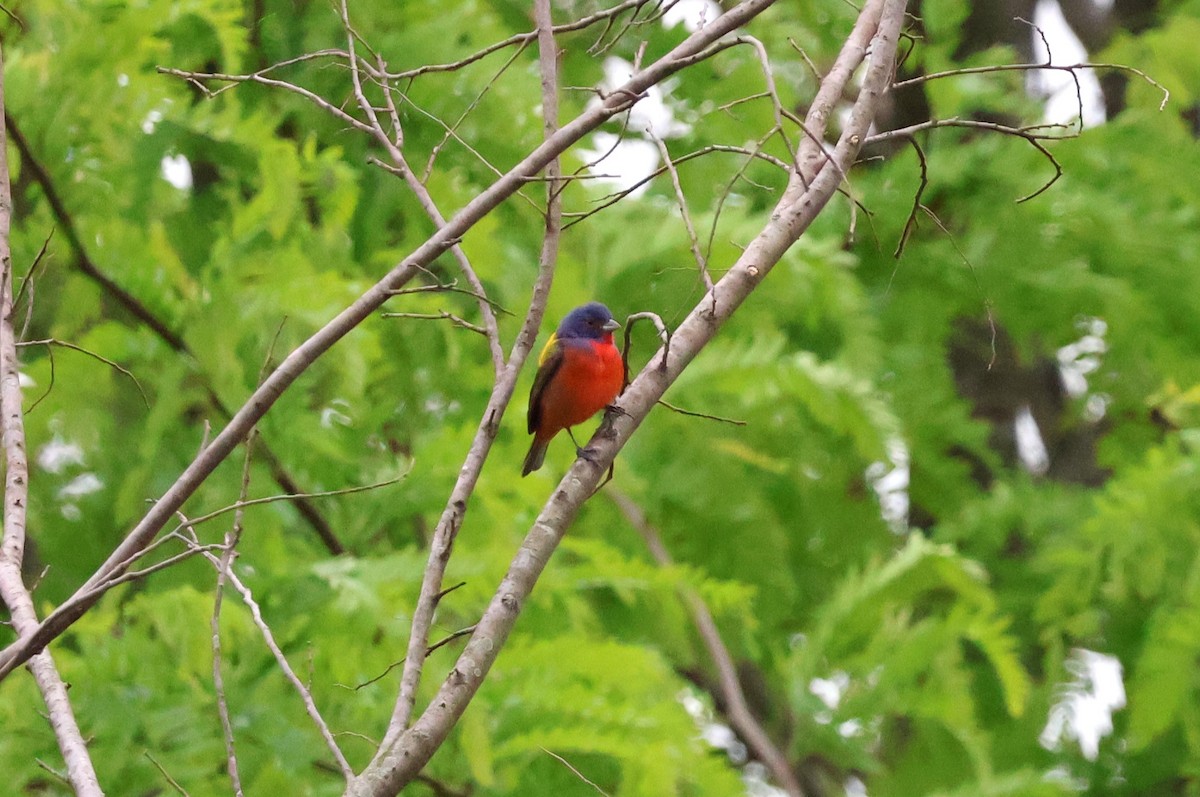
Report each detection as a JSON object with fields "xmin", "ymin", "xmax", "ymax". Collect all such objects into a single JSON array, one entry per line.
[{"xmin": 528, "ymin": 333, "xmax": 565, "ymax": 435}]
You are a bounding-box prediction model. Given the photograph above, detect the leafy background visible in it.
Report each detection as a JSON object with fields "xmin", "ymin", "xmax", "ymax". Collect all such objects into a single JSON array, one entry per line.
[{"xmin": 2, "ymin": 0, "xmax": 1200, "ymax": 795}]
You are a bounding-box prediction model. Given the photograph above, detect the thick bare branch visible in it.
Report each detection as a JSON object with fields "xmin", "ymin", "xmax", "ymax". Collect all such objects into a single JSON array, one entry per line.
[{"xmin": 0, "ymin": 46, "xmax": 104, "ymax": 797}]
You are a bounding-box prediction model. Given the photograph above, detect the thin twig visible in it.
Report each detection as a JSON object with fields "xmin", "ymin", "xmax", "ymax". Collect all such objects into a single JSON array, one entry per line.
[
  {"xmin": 542, "ymin": 747, "xmax": 613, "ymax": 796},
  {"xmin": 210, "ymin": 431, "xmax": 257, "ymax": 796},
  {"xmin": 621, "ymin": 311, "xmax": 671, "ymax": 389},
  {"xmin": 893, "ymin": 134, "xmax": 928, "ymax": 259},
  {"xmin": 13, "ymin": 227, "xmax": 52, "ymax": 322},
  {"xmin": 73, "ymin": 474, "xmax": 404, "ymax": 611},
  {"xmin": 169, "ymin": 473, "xmax": 406, "ymax": 538},
  {"xmin": 649, "ymin": 132, "xmax": 713, "ymax": 290},
  {"xmin": 339, "ymin": 0, "xmax": 505, "ymax": 374},
  {"xmin": 891, "ymin": 58, "xmax": 1169, "ymax": 112},
  {"xmin": 384, "ymin": 279, "xmax": 513, "ymax": 315},
  {"xmin": 704, "ymin": 131, "xmax": 778, "ymax": 266},
  {"xmin": 421, "ymin": 40, "xmax": 531, "ymax": 183},
  {"xmin": 18, "ymin": 338, "xmax": 148, "ymax": 407},
  {"xmin": 187, "ymin": 534, "xmax": 355, "ymax": 782},
  {"xmin": 382, "ymin": 311, "xmax": 489, "ymax": 336},
  {"xmin": 657, "ymin": 400, "xmax": 746, "ymax": 425},
  {"xmin": 144, "ymin": 751, "xmax": 192, "ymax": 797},
  {"xmin": 564, "ymin": 144, "xmax": 789, "ymax": 230},
  {"xmin": 426, "ymin": 624, "xmax": 477, "ymax": 657},
  {"xmin": 382, "ymin": 0, "xmax": 656, "ymax": 79}
]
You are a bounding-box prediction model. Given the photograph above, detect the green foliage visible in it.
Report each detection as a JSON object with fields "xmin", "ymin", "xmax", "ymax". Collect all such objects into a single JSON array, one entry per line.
[{"xmin": 2, "ymin": 1, "xmax": 1200, "ymax": 796}]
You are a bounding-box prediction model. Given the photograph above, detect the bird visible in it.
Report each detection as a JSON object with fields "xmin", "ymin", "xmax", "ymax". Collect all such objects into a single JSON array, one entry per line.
[{"xmin": 522, "ymin": 302, "xmax": 624, "ymax": 476}]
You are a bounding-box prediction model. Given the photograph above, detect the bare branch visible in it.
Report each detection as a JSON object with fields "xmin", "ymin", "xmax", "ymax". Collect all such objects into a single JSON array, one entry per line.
[
  {"xmin": 12, "ymin": 227, "xmax": 51, "ymax": 326},
  {"xmin": 383, "ymin": 0, "xmax": 656, "ymax": 80},
  {"xmin": 621, "ymin": 311, "xmax": 671, "ymax": 389},
  {"xmin": 337, "ymin": 0, "xmax": 504, "ymax": 375},
  {"xmin": 0, "ymin": 51, "xmax": 103, "ymax": 797},
  {"xmin": 167, "ymin": 473, "xmax": 406, "ymax": 542},
  {"xmin": 564, "ymin": 144, "xmax": 790, "ymax": 230},
  {"xmin": 542, "ymin": 747, "xmax": 613, "ymax": 797},
  {"xmin": 420, "ymin": 40, "xmax": 530, "ymax": 183},
  {"xmin": 649, "ymin": 132, "xmax": 713, "ymax": 290},
  {"xmin": 657, "ymin": 400, "xmax": 747, "ymax": 426},
  {"xmin": 891, "ymin": 58, "xmax": 1169, "ymax": 112},
  {"xmin": 384, "ymin": 279, "xmax": 513, "ymax": 315},
  {"xmin": 145, "ymin": 751, "xmax": 192, "ymax": 797},
  {"xmin": 866, "ymin": 117, "xmax": 1066, "ymax": 202},
  {"xmin": 381, "ymin": 311, "xmax": 489, "ymax": 336},
  {"xmin": 893, "ymin": 134, "xmax": 928, "ymax": 258},
  {"xmin": 426, "ymin": 625, "xmax": 477, "ymax": 658},
  {"xmin": 188, "ymin": 532, "xmax": 354, "ymax": 782},
  {"xmin": 612, "ymin": 491, "xmax": 803, "ymax": 796},
  {"xmin": 157, "ymin": 65, "xmax": 376, "ymax": 133},
  {"xmin": 19, "ymin": 337, "xmax": 148, "ymax": 407},
  {"xmin": 5, "ymin": 112, "xmax": 346, "ymax": 554},
  {"xmin": 210, "ymin": 427, "xmax": 262, "ymax": 797}
]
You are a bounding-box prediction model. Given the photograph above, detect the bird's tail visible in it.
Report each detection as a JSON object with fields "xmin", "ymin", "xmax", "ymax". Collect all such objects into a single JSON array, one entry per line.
[{"xmin": 522, "ymin": 437, "xmax": 549, "ymax": 476}]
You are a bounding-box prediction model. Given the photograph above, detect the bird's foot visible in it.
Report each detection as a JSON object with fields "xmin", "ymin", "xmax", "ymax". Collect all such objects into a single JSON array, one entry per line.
[
  {"xmin": 604, "ymin": 403, "xmax": 631, "ymax": 420},
  {"xmin": 598, "ymin": 404, "xmax": 628, "ymax": 438}
]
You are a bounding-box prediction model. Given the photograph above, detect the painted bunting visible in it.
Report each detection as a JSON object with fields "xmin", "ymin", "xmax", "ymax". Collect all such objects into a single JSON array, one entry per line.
[{"xmin": 522, "ymin": 302, "xmax": 624, "ymax": 476}]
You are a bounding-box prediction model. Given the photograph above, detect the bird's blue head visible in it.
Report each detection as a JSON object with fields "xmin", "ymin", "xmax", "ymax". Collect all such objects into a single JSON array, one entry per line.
[{"xmin": 557, "ymin": 302, "xmax": 620, "ymax": 341}]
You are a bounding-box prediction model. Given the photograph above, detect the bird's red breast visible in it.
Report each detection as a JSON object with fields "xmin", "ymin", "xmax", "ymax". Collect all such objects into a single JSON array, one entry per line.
[{"xmin": 529, "ymin": 333, "xmax": 624, "ymax": 442}]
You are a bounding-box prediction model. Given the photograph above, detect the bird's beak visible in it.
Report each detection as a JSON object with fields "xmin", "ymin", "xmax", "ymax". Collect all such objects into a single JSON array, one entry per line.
[{"xmin": 603, "ymin": 319, "xmax": 621, "ymax": 332}]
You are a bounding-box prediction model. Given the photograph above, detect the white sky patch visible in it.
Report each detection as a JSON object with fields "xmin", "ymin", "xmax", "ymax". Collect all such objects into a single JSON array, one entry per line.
[
  {"xmin": 596, "ymin": 57, "xmax": 691, "ymax": 138},
  {"xmin": 321, "ymin": 399, "xmax": 353, "ymax": 428},
  {"xmin": 867, "ymin": 437, "xmax": 910, "ymax": 533},
  {"xmin": 57, "ymin": 472, "xmax": 104, "ymax": 500},
  {"xmin": 845, "ymin": 775, "xmax": 869, "ymax": 797},
  {"xmin": 579, "ymin": 56, "xmax": 693, "ymax": 196},
  {"xmin": 662, "ymin": 0, "xmax": 722, "ymax": 32},
  {"xmin": 1085, "ymin": 393, "xmax": 1110, "ymax": 423},
  {"xmin": 1057, "ymin": 316, "xmax": 1107, "ymax": 398},
  {"xmin": 810, "ymin": 671, "xmax": 850, "ymax": 711},
  {"xmin": 1014, "ymin": 405, "xmax": 1050, "ymax": 475},
  {"xmin": 18, "ymin": 371, "xmax": 35, "ymax": 389},
  {"xmin": 681, "ymin": 686, "xmax": 779, "ymax": 794},
  {"xmin": 701, "ymin": 723, "xmax": 747, "ymax": 763},
  {"xmin": 1040, "ymin": 648, "xmax": 1126, "ymax": 760},
  {"xmin": 141, "ymin": 109, "xmax": 164, "ymax": 135},
  {"xmin": 161, "ymin": 154, "xmax": 193, "ymax": 190},
  {"xmin": 743, "ymin": 762, "xmax": 789, "ymax": 797},
  {"xmin": 577, "ymin": 132, "xmax": 661, "ymax": 197},
  {"xmin": 1031, "ymin": 0, "xmax": 1106, "ymax": 128},
  {"xmin": 37, "ymin": 438, "xmax": 85, "ymax": 474},
  {"xmin": 117, "ymin": 73, "xmax": 130, "ymax": 87}
]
